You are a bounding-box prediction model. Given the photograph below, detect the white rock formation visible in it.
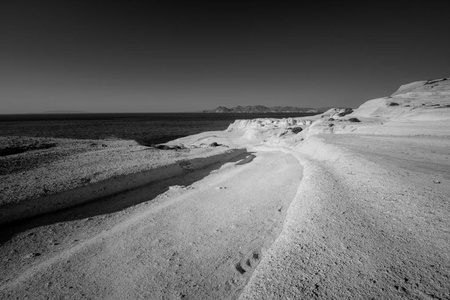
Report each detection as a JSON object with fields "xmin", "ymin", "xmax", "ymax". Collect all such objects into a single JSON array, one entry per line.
[{"xmin": 1, "ymin": 78, "xmax": 449, "ymax": 300}]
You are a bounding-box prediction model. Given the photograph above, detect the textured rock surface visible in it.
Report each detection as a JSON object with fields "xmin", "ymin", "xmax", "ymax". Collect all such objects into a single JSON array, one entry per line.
[
  {"xmin": 0, "ymin": 138, "xmax": 245, "ymax": 224},
  {"xmin": 1, "ymin": 78, "xmax": 449, "ymax": 299}
]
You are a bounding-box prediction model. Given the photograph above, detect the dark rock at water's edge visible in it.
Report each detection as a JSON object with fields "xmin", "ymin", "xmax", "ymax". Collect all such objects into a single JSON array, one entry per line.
[
  {"xmin": 153, "ymin": 144, "xmax": 186, "ymax": 150},
  {"xmin": 290, "ymin": 127, "xmax": 303, "ymax": 134},
  {"xmin": 337, "ymin": 108, "xmax": 354, "ymax": 117},
  {"xmin": 203, "ymin": 105, "xmax": 319, "ymax": 113},
  {"xmin": 153, "ymin": 142, "xmax": 224, "ymax": 150},
  {"xmin": 348, "ymin": 118, "xmax": 361, "ymax": 123}
]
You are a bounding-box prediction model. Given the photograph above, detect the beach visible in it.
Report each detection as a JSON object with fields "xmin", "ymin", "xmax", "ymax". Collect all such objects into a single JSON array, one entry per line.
[{"xmin": 1, "ymin": 78, "xmax": 450, "ymax": 299}]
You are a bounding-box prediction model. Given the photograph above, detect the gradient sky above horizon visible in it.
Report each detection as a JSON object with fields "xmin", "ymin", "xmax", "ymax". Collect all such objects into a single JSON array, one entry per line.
[{"xmin": 1, "ymin": 1, "xmax": 449, "ymax": 114}]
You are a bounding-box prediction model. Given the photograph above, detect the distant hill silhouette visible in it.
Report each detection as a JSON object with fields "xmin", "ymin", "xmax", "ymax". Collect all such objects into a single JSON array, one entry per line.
[
  {"xmin": 203, "ymin": 105, "xmax": 319, "ymax": 113},
  {"xmin": 43, "ymin": 110, "xmax": 87, "ymax": 114}
]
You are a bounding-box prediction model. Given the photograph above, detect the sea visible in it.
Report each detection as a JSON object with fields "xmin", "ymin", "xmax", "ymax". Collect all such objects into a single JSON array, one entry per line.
[{"xmin": 0, "ymin": 113, "xmax": 317, "ymax": 146}]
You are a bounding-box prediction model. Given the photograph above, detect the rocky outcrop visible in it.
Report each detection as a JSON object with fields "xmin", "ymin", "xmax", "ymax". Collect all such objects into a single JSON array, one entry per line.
[
  {"xmin": 350, "ymin": 78, "xmax": 450, "ymax": 122},
  {"xmin": 226, "ymin": 118, "xmax": 313, "ymax": 132},
  {"xmin": 391, "ymin": 77, "xmax": 449, "ymax": 96},
  {"xmin": 213, "ymin": 77, "xmax": 450, "ymax": 139}
]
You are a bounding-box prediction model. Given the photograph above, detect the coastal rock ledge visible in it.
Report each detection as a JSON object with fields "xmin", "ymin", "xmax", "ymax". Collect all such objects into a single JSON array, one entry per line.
[{"xmin": 1, "ymin": 78, "xmax": 449, "ymax": 300}]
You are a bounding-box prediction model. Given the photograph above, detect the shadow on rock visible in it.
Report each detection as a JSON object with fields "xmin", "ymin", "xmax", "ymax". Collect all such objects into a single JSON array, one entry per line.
[{"xmin": 0, "ymin": 151, "xmax": 256, "ymax": 245}]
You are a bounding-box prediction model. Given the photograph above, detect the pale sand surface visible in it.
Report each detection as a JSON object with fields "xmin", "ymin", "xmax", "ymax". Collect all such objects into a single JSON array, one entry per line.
[
  {"xmin": 1, "ymin": 78, "xmax": 449, "ymax": 299},
  {"xmin": 1, "ymin": 149, "xmax": 301, "ymax": 299},
  {"xmin": 240, "ymin": 135, "xmax": 450, "ymax": 299},
  {"xmin": 0, "ymin": 138, "xmax": 246, "ymax": 224}
]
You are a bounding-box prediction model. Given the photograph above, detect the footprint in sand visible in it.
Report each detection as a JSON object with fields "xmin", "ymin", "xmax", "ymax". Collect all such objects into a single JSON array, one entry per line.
[{"xmin": 234, "ymin": 249, "xmax": 262, "ymax": 275}]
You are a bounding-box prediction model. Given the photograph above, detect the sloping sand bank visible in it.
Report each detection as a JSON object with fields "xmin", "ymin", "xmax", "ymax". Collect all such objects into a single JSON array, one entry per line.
[
  {"xmin": 239, "ymin": 78, "xmax": 450, "ymax": 299},
  {"xmin": 0, "ymin": 148, "xmax": 302, "ymax": 299},
  {"xmin": 240, "ymin": 135, "xmax": 450, "ymax": 299},
  {"xmin": 0, "ymin": 138, "xmax": 246, "ymax": 224}
]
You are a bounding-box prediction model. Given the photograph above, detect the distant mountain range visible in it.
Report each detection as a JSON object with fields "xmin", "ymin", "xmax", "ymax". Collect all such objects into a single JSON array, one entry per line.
[
  {"xmin": 203, "ymin": 105, "xmax": 321, "ymax": 113},
  {"xmin": 43, "ymin": 110, "xmax": 87, "ymax": 114}
]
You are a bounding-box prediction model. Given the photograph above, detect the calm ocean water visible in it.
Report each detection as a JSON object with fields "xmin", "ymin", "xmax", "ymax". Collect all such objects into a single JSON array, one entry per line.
[{"xmin": 0, "ymin": 113, "xmax": 317, "ymax": 146}]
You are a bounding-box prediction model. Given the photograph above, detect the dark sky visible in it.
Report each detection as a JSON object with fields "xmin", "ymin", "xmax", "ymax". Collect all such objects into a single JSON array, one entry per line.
[{"xmin": 1, "ymin": 1, "xmax": 449, "ymax": 113}]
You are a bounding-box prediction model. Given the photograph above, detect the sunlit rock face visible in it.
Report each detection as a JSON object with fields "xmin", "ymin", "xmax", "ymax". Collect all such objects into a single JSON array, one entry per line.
[
  {"xmin": 224, "ymin": 118, "xmax": 314, "ymax": 145},
  {"xmin": 351, "ymin": 77, "xmax": 450, "ymax": 120},
  {"xmin": 226, "ymin": 118, "xmax": 312, "ymax": 132},
  {"xmin": 2, "ymin": 78, "xmax": 450, "ymax": 300},
  {"xmin": 223, "ymin": 78, "xmax": 450, "ymax": 139}
]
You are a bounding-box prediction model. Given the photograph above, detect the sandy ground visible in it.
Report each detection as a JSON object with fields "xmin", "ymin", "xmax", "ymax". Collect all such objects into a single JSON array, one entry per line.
[
  {"xmin": 1, "ymin": 78, "xmax": 449, "ymax": 299},
  {"xmin": 0, "ymin": 137, "xmax": 246, "ymax": 224},
  {"xmin": 0, "ymin": 149, "xmax": 302, "ymax": 299},
  {"xmin": 240, "ymin": 135, "xmax": 450, "ymax": 299}
]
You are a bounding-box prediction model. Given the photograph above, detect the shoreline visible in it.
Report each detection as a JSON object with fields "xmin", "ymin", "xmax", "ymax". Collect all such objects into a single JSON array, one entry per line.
[
  {"xmin": 0, "ymin": 142, "xmax": 303, "ymax": 299},
  {"xmin": 1, "ymin": 78, "xmax": 450, "ymax": 299},
  {"xmin": 0, "ymin": 137, "xmax": 247, "ymax": 224}
]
